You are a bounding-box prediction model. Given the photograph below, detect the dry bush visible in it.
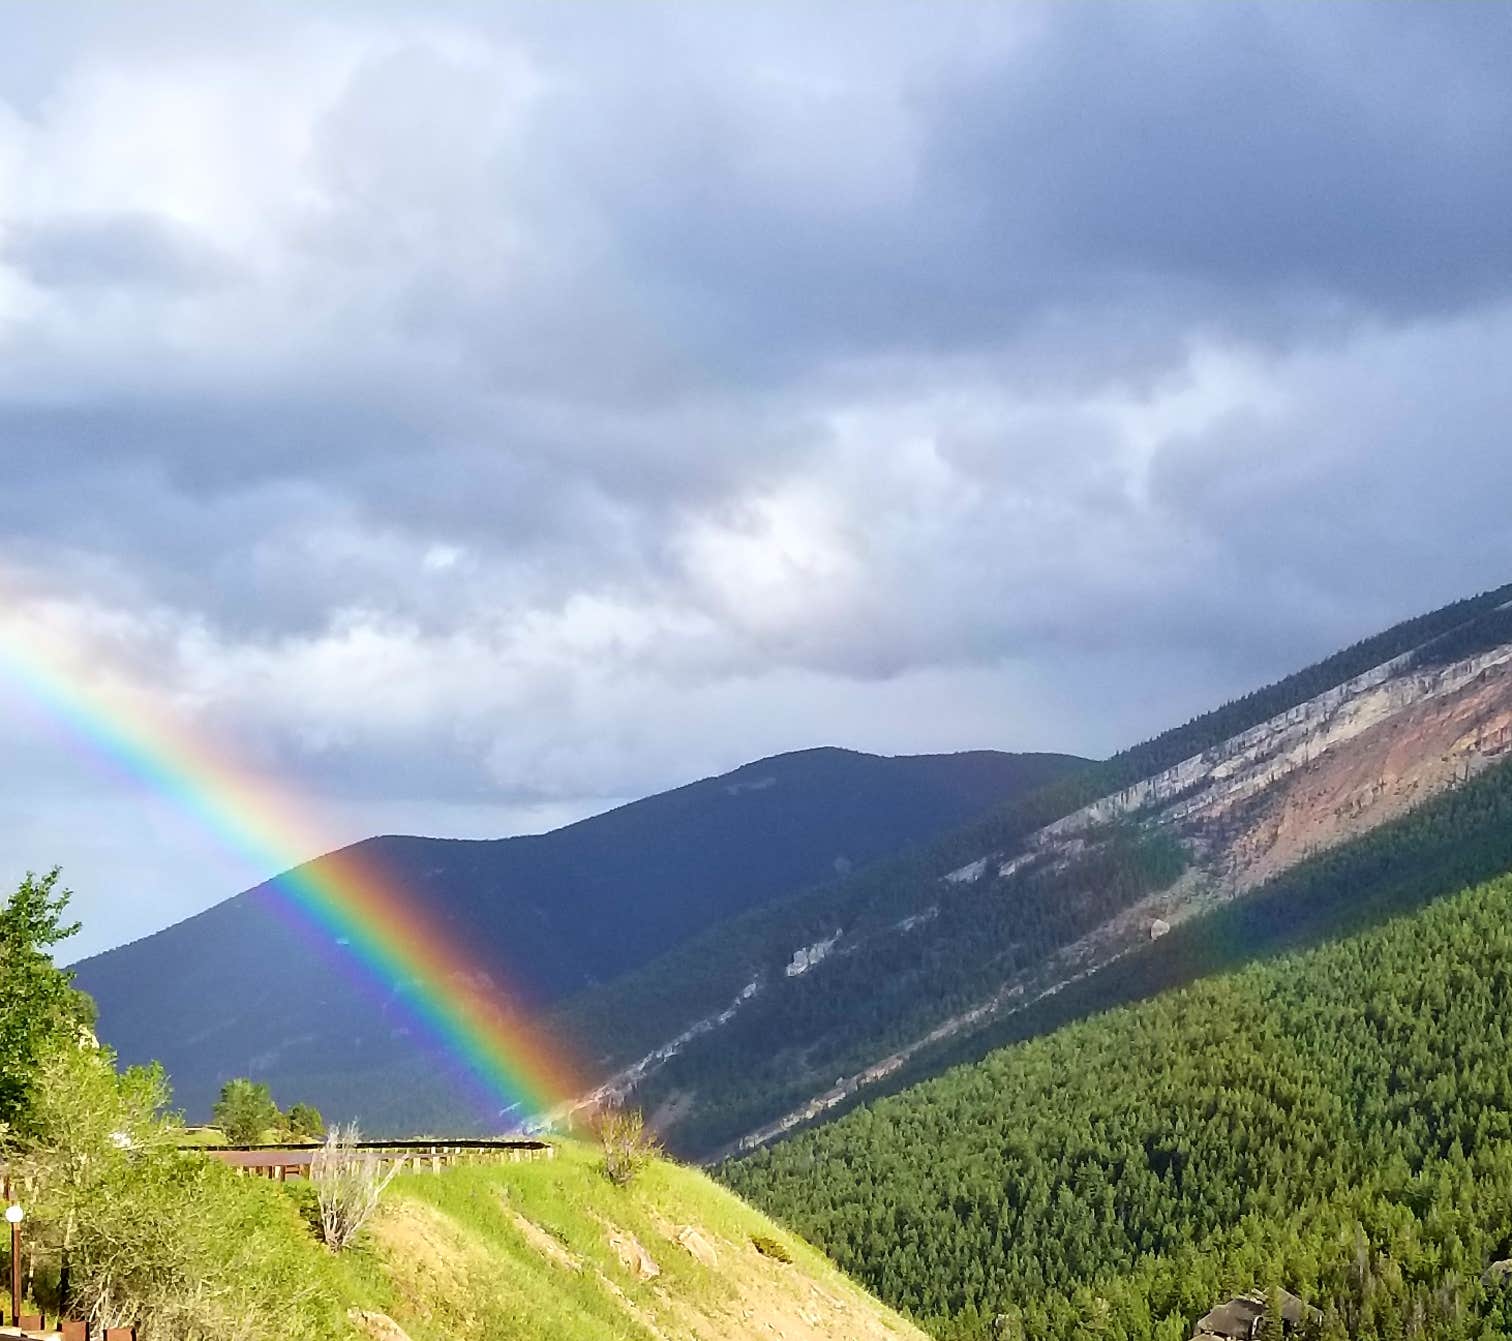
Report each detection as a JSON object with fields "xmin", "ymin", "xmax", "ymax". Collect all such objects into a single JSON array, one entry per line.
[
  {"xmin": 311, "ymin": 1125, "xmax": 400, "ymax": 1252},
  {"xmin": 593, "ymin": 1107, "xmax": 661, "ymax": 1187}
]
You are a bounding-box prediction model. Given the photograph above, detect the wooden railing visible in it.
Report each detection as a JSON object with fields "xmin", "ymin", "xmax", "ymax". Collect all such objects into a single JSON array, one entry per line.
[{"xmin": 191, "ymin": 1137, "xmax": 555, "ymax": 1181}]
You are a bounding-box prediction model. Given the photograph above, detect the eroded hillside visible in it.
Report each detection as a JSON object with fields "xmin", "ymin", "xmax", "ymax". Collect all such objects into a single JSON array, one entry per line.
[{"xmin": 557, "ymin": 593, "xmax": 1512, "ymax": 1158}]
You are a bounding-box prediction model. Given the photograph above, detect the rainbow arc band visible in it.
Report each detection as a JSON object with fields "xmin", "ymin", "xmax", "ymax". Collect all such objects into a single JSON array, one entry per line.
[{"xmin": 0, "ymin": 617, "xmax": 577, "ymax": 1126}]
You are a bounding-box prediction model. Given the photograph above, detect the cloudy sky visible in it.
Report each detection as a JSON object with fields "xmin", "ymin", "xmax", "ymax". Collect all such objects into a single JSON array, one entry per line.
[{"xmin": 4, "ymin": 3, "xmax": 1512, "ymax": 958}]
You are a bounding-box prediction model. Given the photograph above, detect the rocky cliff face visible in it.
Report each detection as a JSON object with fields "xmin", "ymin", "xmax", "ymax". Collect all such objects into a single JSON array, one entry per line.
[
  {"xmin": 1007, "ymin": 643, "xmax": 1512, "ymax": 897},
  {"xmin": 1043, "ymin": 644, "xmax": 1512, "ymax": 853},
  {"xmin": 705, "ymin": 632, "xmax": 1512, "ymax": 1157}
]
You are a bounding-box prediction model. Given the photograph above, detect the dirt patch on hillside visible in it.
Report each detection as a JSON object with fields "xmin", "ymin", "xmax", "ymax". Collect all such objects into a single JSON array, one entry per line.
[
  {"xmin": 661, "ymin": 1236, "xmax": 918, "ymax": 1341},
  {"xmin": 584, "ymin": 1209, "xmax": 665, "ymax": 1283},
  {"xmin": 1214, "ymin": 664, "xmax": 1512, "ymax": 888},
  {"xmin": 368, "ymin": 1199, "xmax": 487, "ymax": 1335},
  {"xmin": 505, "ymin": 1203, "xmax": 582, "ymax": 1273}
]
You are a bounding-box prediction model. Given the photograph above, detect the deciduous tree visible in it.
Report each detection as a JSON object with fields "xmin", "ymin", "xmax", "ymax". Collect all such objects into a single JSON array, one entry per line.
[
  {"xmin": 0, "ymin": 869, "xmax": 87, "ymax": 1129},
  {"xmin": 213, "ymin": 1078, "xmax": 279, "ymax": 1145}
]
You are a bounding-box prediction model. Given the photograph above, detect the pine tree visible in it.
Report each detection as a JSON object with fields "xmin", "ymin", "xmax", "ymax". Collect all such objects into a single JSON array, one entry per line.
[{"xmin": 1262, "ymin": 1284, "xmax": 1286, "ymax": 1341}]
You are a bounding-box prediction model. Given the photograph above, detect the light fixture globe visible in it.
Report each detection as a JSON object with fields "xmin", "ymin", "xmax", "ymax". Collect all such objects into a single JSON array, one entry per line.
[{"xmin": 4, "ymin": 1204, "xmax": 22, "ymax": 1224}]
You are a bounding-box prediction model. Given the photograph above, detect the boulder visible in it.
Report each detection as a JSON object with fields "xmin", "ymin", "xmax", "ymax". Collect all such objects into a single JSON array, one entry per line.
[
  {"xmin": 608, "ymin": 1227, "xmax": 661, "ymax": 1280},
  {"xmin": 677, "ymin": 1225, "xmax": 719, "ymax": 1268}
]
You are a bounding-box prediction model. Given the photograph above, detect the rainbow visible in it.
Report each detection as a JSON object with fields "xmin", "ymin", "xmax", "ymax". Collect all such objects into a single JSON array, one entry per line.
[{"xmin": 0, "ymin": 601, "xmax": 577, "ymax": 1127}]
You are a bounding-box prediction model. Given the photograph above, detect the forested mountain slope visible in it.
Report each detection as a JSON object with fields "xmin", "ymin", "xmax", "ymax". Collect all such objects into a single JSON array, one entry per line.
[
  {"xmin": 72, "ymin": 746, "xmax": 1081, "ymax": 1125},
  {"xmin": 553, "ymin": 585, "xmax": 1512, "ymax": 1156},
  {"xmin": 724, "ymin": 869, "xmax": 1512, "ymax": 1341}
]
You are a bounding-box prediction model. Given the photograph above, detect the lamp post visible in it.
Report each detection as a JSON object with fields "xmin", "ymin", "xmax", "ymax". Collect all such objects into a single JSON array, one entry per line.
[{"xmin": 4, "ymin": 1197, "xmax": 22, "ymax": 1326}]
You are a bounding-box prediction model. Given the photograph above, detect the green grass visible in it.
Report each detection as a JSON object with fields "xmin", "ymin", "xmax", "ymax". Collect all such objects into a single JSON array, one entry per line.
[
  {"xmin": 334, "ymin": 1140, "xmax": 922, "ymax": 1341},
  {"xmin": 175, "ymin": 1125, "xmax": 230, "ymax": 1146}
]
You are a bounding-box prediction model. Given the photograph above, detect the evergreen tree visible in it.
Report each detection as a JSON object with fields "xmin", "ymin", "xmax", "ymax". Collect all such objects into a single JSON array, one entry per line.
[{"xmin": 1262, "ymin": 1284, "xmax": 1285, "ymax": 1341}]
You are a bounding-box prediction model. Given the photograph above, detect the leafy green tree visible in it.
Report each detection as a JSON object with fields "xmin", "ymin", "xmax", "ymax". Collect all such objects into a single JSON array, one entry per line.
[
  {"xmin": 0, "ymin": 868, "xmax": 87, "ymax": 1129},
  {"xmin": 10, "ymin": 1043, "xmax": 345, "ymax": 1336},
  {"xmin": 2, "ymin": 1040, "xmax": 172, "ymax": 1316},
  {"xmin": 0, "ymin": 877, "xmax": 348, "ymax": 1338},
  {"xmin": 284, "ymin": 1102, "xmax": 325, "ymax": 1141},
  {"xmin": 213, "ymin": 1078, "xmax": 279, "ymax": 1145}
]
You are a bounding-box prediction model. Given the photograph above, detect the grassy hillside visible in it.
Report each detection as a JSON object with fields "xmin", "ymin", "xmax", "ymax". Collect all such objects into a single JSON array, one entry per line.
[
  {"xmin": 339, "ymin": 1141, "xmax": 927, "ymax": 1341},
  {"xmin": 724, "ymin": 868, "xmax": 1512, "ymax": 1340},
  {"xmin": 3, "ymin": 872, "xmax": 917, "ymax": 1341}
]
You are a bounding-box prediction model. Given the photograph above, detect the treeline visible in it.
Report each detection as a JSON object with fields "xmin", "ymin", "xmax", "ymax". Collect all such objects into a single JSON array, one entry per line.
[
  {"xmin": 1414, "ymin": 600, "xmax": 1512, "ymax": 671},
  {"xmin": 724, "ymin": 865, "xmax": 1512, "ymax": 1341},
  {"xmin": 1102, "ymin": 580, "xmax": 1512, "ymax": 788},
  {"xmin": 552, "ymin": 584, "xmax": 1512, "ymax": 1097}
]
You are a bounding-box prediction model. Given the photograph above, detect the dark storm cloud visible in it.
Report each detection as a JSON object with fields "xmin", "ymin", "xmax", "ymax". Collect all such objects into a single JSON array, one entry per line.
[
  {"xmin": 927, "ymin": 6, "xmax": 1512, "ymax": 320},
  {"xmin": 507, "ymin": 3, "xmax": 1512, "ymax": 386}
]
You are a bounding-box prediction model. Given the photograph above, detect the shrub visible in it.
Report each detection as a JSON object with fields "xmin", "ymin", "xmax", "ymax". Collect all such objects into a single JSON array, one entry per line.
[
  {"xmin": 311, "ymin": 1125, "xmax": 399, "ymax": 1252},
  {"xmin": 67, "ymin": 1150, "xmax": 344, "ymax": 1340},
  {"xmin": 751, "ymin": 1233, "xmax": 793, "ymax": 1263},
  {"xmin": 594, "ymin": 1107, "xmax": 661, "ymax": 1187}
]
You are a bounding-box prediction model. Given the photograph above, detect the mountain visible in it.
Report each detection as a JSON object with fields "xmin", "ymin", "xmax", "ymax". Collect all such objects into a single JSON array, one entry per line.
[
  {"xmin": 71, "ymin": 746, "xmax": 1085, "ymax": 1124},
  {"xmin": 722, "ymin": 865, "xmax": 1512, "ymax": 1341},
  {"xmin": 554, "ymin": 584, "xmax": 1512, "ymax": 1157}
]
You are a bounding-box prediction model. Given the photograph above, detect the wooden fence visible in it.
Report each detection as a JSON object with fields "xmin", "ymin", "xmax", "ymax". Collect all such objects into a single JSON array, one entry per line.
[{"xmin": 193, "ymin": 1137, "xmax": 555, "ymax": 1182}]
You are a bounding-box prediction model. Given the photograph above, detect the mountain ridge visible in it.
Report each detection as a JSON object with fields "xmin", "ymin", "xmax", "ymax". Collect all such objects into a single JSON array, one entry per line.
[
  {"xmin": 73, "ymin": 744, "xmax": 1085, "ymax": 1124},
  {"xmin": 550, "ymin": 584, "xmax": 1512, "ymax": 1156}
]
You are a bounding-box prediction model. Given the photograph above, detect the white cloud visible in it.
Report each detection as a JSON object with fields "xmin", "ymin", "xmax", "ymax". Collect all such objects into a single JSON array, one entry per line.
[{"xmin": 2, "ymin": 3, "xmax": 1512, "ymax": 953}]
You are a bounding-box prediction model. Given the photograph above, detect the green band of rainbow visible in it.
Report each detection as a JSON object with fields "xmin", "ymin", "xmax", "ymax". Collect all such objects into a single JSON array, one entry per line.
[{"xmin": 0, "ymin": 619, "xmax": 577, "ymax": 1124}]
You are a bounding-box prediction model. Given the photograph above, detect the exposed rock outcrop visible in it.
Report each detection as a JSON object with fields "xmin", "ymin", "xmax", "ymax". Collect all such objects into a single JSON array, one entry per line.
[{"xmin": 676, "ymin": 1224, "xmax": 720, "ymax": 1268}]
